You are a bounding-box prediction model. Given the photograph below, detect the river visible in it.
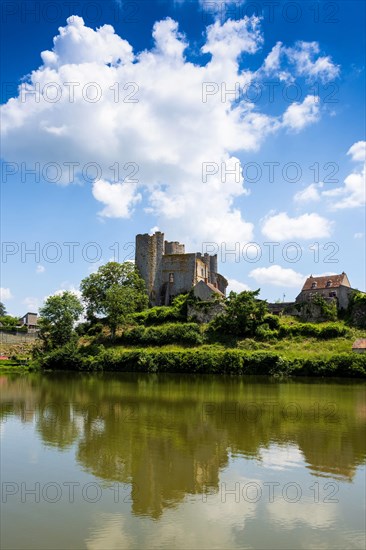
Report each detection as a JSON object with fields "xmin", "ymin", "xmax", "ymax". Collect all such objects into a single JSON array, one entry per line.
[{"xmin": 1, "ymin": 373, "xmax": 365, "ymax": 549}]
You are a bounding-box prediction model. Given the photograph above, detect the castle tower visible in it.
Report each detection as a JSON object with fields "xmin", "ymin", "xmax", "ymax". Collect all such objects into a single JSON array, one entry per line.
[
  {"xmin": 209, "ymin": 255, "xmax": 218, "ymax": 286},
  {"xmin": 164, "ymin": 241, "xmax": 185, "ymax": 255},
  {"xmin": 135, "ymin": 232, "xmax": 164, "ymax": 305}
]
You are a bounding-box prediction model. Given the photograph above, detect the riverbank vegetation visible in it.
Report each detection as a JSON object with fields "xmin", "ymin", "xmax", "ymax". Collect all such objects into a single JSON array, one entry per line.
[{"xmin": 3, "ymin": 261, "xmax": 363, "ymax": 377}]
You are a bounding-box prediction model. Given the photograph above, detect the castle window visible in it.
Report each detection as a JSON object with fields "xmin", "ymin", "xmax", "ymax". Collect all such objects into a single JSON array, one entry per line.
[
  {"xmin": 329, "ymin": 291, "xmax": 336, "ymax": 297},
  {"xmin": 201, "ymin": 268, "xmax": 204, "ymax": 277},
  {"xmin": 311, "ymin": 282, "xmax": 317, "ymax": 289},
  {"xmin": 169, "ymin": 272, "xmax": 174, "ymax": 283}
]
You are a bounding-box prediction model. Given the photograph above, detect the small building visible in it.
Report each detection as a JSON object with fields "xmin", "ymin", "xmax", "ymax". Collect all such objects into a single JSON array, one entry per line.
[
  {"xmin": 352, "ymin": 339, "xmax": 366, "ymax": 354},
  {"xmin": 19, "ymin": 312, "xmax": 38, "ymax": 332},
  {"xmin": 296, "ymin": 272, "xmax": 356, "ymax": 310}
]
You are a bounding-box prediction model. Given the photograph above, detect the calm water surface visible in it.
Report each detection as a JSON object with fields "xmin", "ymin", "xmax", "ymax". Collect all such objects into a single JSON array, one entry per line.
[{"xmin": 1, "ymin": 373, "xmax": 365, "ymax": 549}]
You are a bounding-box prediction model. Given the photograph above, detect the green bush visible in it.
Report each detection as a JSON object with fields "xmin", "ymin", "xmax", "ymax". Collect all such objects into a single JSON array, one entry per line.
[
  {"xmin": 36, "ymin": 343, "xmax": 83, "ymax": 370},
  {"xmin": 87, "ymin": 322, "xmax": 104, "ymax": 336},
  {"xmin": 132, "ymin": 306, "xmax": 184, "ymax": 325},
  {"xmin": 317, "ymin": 324, "xmax": 349, "ymax": 339},
  {"xmin": 36, "ymin": 344, "xmax": 366, "ymax": 378},
  {"xmin": 263, "ymin": 314, "xmax": 280, "ymax": 330},
  {"xmin": 311, "ymin": 294, "xmax": 338, "ymax": 321},
  {"xmin": 278, "ymin": 322, "xmax": 348, "ymax": 339},
  {"xmin": 120, "ymin": 322, "xmax": 202, "ymax": 346},
  {"xmin": 255, "ymin": 325, "xmax": 279, "ymax": 340}
]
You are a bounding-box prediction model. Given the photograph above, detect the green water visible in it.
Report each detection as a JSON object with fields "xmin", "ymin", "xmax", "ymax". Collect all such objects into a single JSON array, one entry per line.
[{"xmin": 1, "ymin": 373, "xmax": 365, "ymax": 549}]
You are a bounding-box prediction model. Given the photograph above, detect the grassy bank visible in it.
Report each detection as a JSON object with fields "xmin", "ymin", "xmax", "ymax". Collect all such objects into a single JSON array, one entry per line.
[
  {"xmin": 0, "ymin": 360, "xmax": 38, "ymax": 373},
  {"xmin": 35, "ymin": 342, "xmax": 366, "ymax": 378},
  {"xmin": 0, "ymin": 343, "xmax": 37, "ymax": 372},
  {"xmin": 15, "ymin": 316, "xmax": 366, "ymax": 378}
]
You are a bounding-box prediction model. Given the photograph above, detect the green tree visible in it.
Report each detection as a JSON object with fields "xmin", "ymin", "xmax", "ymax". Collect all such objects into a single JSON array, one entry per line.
[
  {"xmin": 0, "ymin": 302, "xmax": 6, "ymax": 316},
  {"xmin": 39, "ymin": 291, "xmax": 83, "ymax": 350},
  {"xmin": 80, "ymin": 262, "xmax": 148, "ymax": 336},
  {"xmin": 210, "ymin": 289, "xmax": 267, "ymax": 337},
  {"xmin": 0, "ymin": 315, "xmax": 19, "ymax": 328}
]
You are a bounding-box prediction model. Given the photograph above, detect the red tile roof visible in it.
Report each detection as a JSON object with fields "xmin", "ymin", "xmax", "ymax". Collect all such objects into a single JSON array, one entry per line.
[{"xmin": 301, "ymin": 273, "xmax": 350, "ymax": 291}]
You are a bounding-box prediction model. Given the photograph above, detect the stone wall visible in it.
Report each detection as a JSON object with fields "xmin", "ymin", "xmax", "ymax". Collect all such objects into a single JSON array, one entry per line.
[
  {"xmin": 0, "ymin": 332, "xmax": 38, "ymax": 344},
  {"xmin": 187, "ymin": 301, "xmax": 226, "ymax": 324},
  {"xmin": 164, "ymin": 241, "xmax": 185, "ymax": 255},
  {"xmin": 135, "ymin": 232, "xmax": 164, "ymax": 305},
  {"xmin": 349, "ymin": 302, "xmax": 366, "ymax": 328},
  {"xmin": 161, "ymin": 253, "xmax": 196, "ymax": 300}
]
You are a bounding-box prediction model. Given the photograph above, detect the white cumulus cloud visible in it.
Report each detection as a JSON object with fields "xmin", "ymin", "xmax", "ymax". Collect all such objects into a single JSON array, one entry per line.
[
  {"xmin": 284, "ymin": 41, "xmax": 340, "ymax": 83},
  {"xmin": 293, "ymin": 183, "xmax": 322, "ymax": 203},
  {"xmin": 261, "ymin": 40, "xmax": 339, "ymax": 83},
  {"xmin": 322, "ymin": 141, "xmax": 366, "ymax": 209},
  {"xmin": 1, "ymin": 16, "xmax": 336, "ymax": 245},
  {"xmin": 249, "ymin": 265, "xmax": 304, "ymax": 288},
  {"xmin": 0, "ymin": 288, "xmax": 13, "ymax": 301},
  {"xmin": 282, "ymin": 95, "xmax": 320, "ymax": 132},
  {"xmin": 261, "ymin": 212, "xmax": 332, "ymax": 240},
  {"xmin": 227, "ymin": 278, "xmax": 251, "ymax": 293},
  {"xmin": 23, "ymin": 297, "xmax": 40, "ymax": 311},
  {"xmin": 92, "ymin": 179, "xmax": 142, "ymax": 218}
]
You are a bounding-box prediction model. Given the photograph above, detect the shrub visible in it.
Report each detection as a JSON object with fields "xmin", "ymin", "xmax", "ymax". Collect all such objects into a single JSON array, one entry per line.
[
  {"xmin": 311, "ymin": 294, "xmax": 338, "ymax": 321},
  {"xmin": 36, "ymin": 343, "xmax": 83, "ymax": 370},
  {"xmin": 120, "ymin": 322, "xmax": 202, "ymax": 346},
  {"xmin": 317, "ymin": 324, "xmax": 349, "ymax": 339},
  {"xmin": 36, "ymin": 345, "xmax": 366, "ymax": 378},
  {"xmin": 263, "ymin": 314, "xmax": 280, "ymax": 330},
  {"xmin": 132, "ymin": 306, "xmax": 184, "ymax": 325},
  {"xmin": 278, "ymin": 322, "xmax": 348, "ymax": 339},
  {"xmin": 255, "ymin": 325, "xmax": 279, "ymax": 340}
]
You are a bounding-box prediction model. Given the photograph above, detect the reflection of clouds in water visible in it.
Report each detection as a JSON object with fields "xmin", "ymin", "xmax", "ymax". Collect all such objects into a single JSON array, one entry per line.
[
  {"xmin": 267, "ymin": 498, "xmax": 337, "ymax": 530},
  {"xmin": 259, "ymin": 444, "xmax": 304, "ymax": 471},
  {"xmin": 29, "ymin": 449, "xmax": 39, "ymax": 464},
  {"xmin": 86, "ymin": 481, "xmax": 261, "ymax": 550},
  {"xmin": 86, "ymin": 514, "xmax": 134, "ymax": 550}
]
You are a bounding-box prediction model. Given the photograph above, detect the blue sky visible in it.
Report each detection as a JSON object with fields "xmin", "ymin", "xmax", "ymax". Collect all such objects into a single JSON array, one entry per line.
[{"xmin": 1, "ymin": 0, "xmax": 365, "ymax": 315}]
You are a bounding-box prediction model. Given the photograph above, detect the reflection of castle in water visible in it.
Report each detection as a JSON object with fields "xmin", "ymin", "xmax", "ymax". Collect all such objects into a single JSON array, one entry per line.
[{"xmin": 1, "ymin": 374, "xmax": 365, "ymax": 519}]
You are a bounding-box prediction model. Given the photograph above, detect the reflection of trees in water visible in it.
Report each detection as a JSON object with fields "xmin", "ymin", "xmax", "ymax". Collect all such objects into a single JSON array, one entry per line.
[{"xmin": 1, "ymin": 373, "xmax": 365, "ymax": 518}]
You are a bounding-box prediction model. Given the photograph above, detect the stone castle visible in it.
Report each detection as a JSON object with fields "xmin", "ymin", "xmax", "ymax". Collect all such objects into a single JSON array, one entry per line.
[{"xmin": 135, "ymin": 231, "xmax": 228, "ymax": 305}]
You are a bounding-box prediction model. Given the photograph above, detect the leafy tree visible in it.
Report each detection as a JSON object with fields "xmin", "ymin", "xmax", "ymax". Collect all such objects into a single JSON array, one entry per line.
[
  {"xmin": 209, "ymin": 290, "xmax": 267, "ymax": 337},
  {"xmin": 39, "ymin": 291, "xmax": 83, "ymax": 350},
  {"xmin": 80, "ymin": 262, "xmax": 148, "ymax": 337},
  {"xmin": 0, "ymin": 315, "xmax": 19, "ymax": 328},
  {"xmin": 0, "ymin": 302, "xmax": 6, "ymax": 316}
]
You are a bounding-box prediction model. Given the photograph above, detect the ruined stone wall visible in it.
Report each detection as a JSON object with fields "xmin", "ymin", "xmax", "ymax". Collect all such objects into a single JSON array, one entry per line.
[
  {"xmin": 216, "ymin": 273, "xmax": 228, "ymax": 295},
  {"xmin": 135, "ymin": 232, "xmax": 164, "ymax": 305},
  {"xmin": 161, "ymin": 253, "xmax": 196, "ymax": 299},
  {"xmin": 338, "ymin": 286, "xmax": 354, "ymax": 310},
  {"xmin": 164, "ymin": 241, "xmax": 185, "ymax": 255},
  {"xmin": 187, "ymin": 301, "xmax": 226, "ymax": 324},
  {"xmin": 209, "ymin": 255, "xmax": 218, "ymax": 285},
  {"xmin": 195, "ymin": 258, "xmax": 207, "ymax": 283}
]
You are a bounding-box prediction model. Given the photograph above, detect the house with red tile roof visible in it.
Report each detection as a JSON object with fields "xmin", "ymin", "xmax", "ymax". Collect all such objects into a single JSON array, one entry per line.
[{"xmin": 295, "ymin": 272, "xmax": 355, "ymax": 310}]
